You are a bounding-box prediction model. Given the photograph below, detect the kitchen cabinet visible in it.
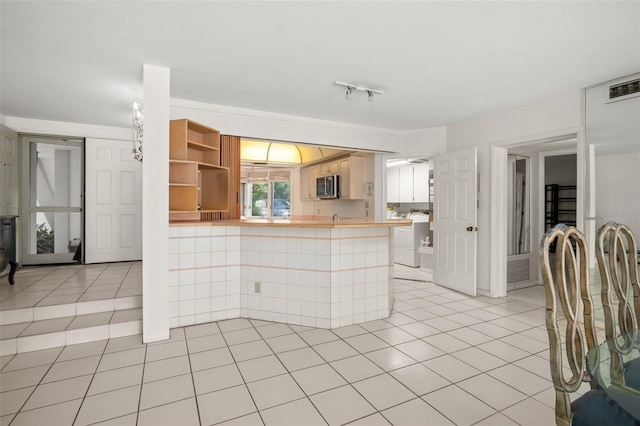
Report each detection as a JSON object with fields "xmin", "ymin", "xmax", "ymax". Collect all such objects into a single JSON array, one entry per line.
[
  {"xmin": 338, "ymin": 156, "xmax": 365, "ymax": 200},
  {"xmin": 169, "ymin": 119, "xmax": 230, "ymax": 220},
  {"xmin": 398, "ymin": 166, "xmax": 414, "ymax": 202},
  {"xmin": 412, "ymin": 164, "xmax": 430, "ymax": 202},
  {"xmin": 320, "ymin": 161, "xmax": 339, "ymax": 176},
  {"xmin": 301, "ymin": 155, "xmax": 364, "ymax": 200},
  {"xmin": 387, "ymin": 167, "xmax": 400, "ymax": 203},
  {"xmin": 300, "ymin": 165, "xmax": 320, "ymax": 200},
  {"xmin": 387, "ymin": 163, "xmax": 431, "ymax": 203}
]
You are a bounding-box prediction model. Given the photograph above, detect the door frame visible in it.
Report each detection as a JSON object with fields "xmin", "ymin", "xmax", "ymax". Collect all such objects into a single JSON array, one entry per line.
[
  {"xmin": 489, "ymin": 127, "xmax": 584, "ymax": 298},
  {"xmin": 19, "ymin": 134, "xmax": 84, "ymax": 265}
]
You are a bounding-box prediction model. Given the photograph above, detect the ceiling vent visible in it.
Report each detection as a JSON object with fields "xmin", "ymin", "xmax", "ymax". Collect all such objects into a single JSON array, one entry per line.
[{"xmin": 605, "ymin": 78, "xmax": 640, "ymax": 104}]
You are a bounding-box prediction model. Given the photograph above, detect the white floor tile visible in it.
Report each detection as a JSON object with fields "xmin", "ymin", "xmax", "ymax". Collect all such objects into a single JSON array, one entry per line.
[
  {"xmin": 501, "ymin": 395, "xmax": 556, "ymax": 425},
  {"xmin": 458, "ymin": 373, "xmax": 528, "ymax": 411},
  {"xmin": 390, "ymin": 363, "xmax": 451, "ymax": 396},
  {"xmin": 310, "ymin": 385, "xmax": 376, "ymax": 426},
  {"xmin": 487, "ymin": 364, "xmax": 552, "ymax": 396},
  {"xmin": 276, "ymin": 346, "xmax": 326, "ymax": 372},
  {"xmin": 193, "ymin": 363, "xmax": 244, "ymax": 395},
  {"xmin": 42, "ymin": 355, "xmax": 100, "ymax": 383},
  {"xmin": 365, "ymin": 346, "xmax": 417, "ymax": 371},
  {"xmin": 137, "ymin": 397, "xmax": 200, "ymax": 426},
  {"xmin": 265, "ymin": 333, "xmax": 308, "ymax": 353},
  {"xmin": 0, "ymin": 365, "xmax": 49, "ymax": 392},
  {"xmin": 143, "ymin": 354, "xmax": 191, "ymax": 383},
  {"xmin": 292, "ymin": 363, "xmax": 347, "ymax": 395},
  {"xmin": 23, "ymin": 374, "xmax": 92, "ymax": 410},
  {"xmin": 9, "ymin": 399, "xmax": 82, "ymax": 426},
  {"xmin": 237, "ymin": 354, "xmax": 287, "ymax": 383},
  {"xmin": 261, "ymin": 397, "xmax": 327, "ymax": 426},
  {"xmin": 98, "ymin": 347, "xmax": 145, "ymax": 372},
  {"xmin": 247, "ymin": 373, "xmax": 305, "ymax": 410},
  {"xmin": 1, "ymin": 347, "xmax": 61, "ymax": 372},
  {"xmin": 422, "ymin": 385, "xmax": 495, "ymax": 426},
  {"xmin": 344, "ymin": 333, "xmax": 389, "ymax": 353},
  {"xmin": 382, "ymin": 397, "xmax": 454, "ymax": 426},
  {"xmin": 139, "ymin": 373, "xmax": 195, "ymax": 410},
  {"xmin": 0, "ymin": 386, "xmax": 35, "ymax": 415},
  {"xmin": 87, "ymin": 364, "xmax": 144, "ymax": 396},
  {"xmin": 75, "ymin": 385, "xmax": 141, "ymax": 426},
  {"xmin": 312, "ymin": 340, "xmax": 359, "ymax": 362},
  {"xmin": 197, "ymin": 384, "xmax": 257, "ymax": 425},
  {"xmin": 422, "ymin": 355, "xmax": 481, "ymax": 383},
  {"xmin": 189, "ymin": 346, "xmax": 235, "ymax": 371},
  {"xmin": 352, "ymin": 373, "xmax": 415, "ymax": 411}
]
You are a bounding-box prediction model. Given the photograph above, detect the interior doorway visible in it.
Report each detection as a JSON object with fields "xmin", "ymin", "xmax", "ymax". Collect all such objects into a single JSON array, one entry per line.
[
  {"xmin": 490, "ymin": 130, "xmax": 582, "ymax": 297},
  {"xmin": 20, "ymin": 135, "xmax": 84, "ymax": 265}
]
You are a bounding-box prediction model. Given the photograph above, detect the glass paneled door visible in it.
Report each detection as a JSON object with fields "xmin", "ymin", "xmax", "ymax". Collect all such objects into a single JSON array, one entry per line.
[{"xmin": 20, "ymin": 136, "xmax": 83, "ymax": 264}]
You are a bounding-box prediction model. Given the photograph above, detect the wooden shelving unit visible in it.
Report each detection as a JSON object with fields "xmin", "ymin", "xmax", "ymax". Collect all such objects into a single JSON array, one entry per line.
[{"xmin": 169, "ymin": 119, "xmax": 230, "ymax": 221}]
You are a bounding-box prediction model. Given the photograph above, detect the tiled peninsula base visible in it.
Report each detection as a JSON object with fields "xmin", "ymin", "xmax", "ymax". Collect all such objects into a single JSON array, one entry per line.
[{"xmin": 168, "ymin": 224, "xmax": 395, "ymax": 329}]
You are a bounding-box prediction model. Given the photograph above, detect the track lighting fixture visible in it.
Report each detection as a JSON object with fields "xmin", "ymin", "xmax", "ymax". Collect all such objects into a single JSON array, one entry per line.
[{"xmin": 334, "ymin": 81, "xmax": 383, "ymax": 101}]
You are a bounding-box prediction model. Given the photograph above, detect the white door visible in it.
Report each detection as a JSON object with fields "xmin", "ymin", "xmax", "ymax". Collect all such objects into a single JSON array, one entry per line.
[
  {"xmin": 1, "ymin": 125, "xmax": 19, "ymax": 216},
  {"xmin": 433, "ymin": 148, "xmax": 478, "ymax": 296},
  {"xmin": 85, "ymin": 138, "xmax": 142, "ymax": 263},
  {"xmin": 20, "ymin": 136, "xmax": 84, "ymax": 265}
]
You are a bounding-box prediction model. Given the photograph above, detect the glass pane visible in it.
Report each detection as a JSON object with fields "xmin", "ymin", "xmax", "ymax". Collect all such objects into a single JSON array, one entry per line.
[
  {"xmin": 251, "ymin": 183, "xmax": 268, "ymax": 216},
  {"xmin": 29, "ymin": 212, "xmax": 81, "ymax": 255},
  {"xmin": 272, "ymin": 181, "xmax": 291, "ymax": 216},
  {"xmin": 240, "ymin": 182, "xmax": 247, "ymax": 217},
  {"xmin": 33, "ymin": 143, "xmax": 82, "ymax": 208}
]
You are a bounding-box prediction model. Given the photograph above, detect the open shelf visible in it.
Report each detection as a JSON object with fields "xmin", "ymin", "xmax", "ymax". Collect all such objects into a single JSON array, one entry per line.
[{"xmin": 169, "ymin": 119, "xmax": 229, "ymax": 220}]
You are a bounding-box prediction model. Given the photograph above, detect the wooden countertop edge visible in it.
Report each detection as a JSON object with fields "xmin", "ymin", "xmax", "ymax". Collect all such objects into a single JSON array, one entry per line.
[{"xmin": 169, "ymin": 218, "xmax": 412, "ymax": 228}]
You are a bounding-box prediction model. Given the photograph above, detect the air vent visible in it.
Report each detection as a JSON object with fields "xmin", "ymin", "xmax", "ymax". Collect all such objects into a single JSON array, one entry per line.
[{"xmin": 606, "ymin": 78, "xmax": 640, "ymax": 103}]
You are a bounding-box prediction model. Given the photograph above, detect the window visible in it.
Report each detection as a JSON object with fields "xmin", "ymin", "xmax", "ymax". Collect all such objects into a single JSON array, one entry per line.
[{"xmin": 241, "ymin": 170, "xmax": 291, "ymax": 218}]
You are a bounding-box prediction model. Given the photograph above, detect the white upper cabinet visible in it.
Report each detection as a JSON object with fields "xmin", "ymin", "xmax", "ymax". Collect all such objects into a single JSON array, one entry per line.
[
  {"xmin": 387, "ymin": 167, "xmax": 400, "ymax": 203},
  {"xmin": 412, "ymin": 163, "xmax": 430, "ymax": 202},
  {"xmin": 387, "ymin": 162, "xmax": 431, "ymax": 203},
  {"xmin": 398, "ymin": 166, "xmax": 414, "ymax": 202}
]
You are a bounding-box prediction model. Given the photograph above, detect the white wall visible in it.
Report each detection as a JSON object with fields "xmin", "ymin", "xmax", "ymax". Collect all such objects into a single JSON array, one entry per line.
[
  {"xmin": 446, "ymin": 92, "xmax": 583, "ymax": 295},
  {"xmin": 399, "ymin": 127, "xmax": 447, "ymax": 155},
  {"xmin": 595, "ymin": 152, "xmax": 640, "ymax": 240},
  {"xmin": 5, "ymin": 117, "xmax": 130, "ymax": 140},
  {"xmin": 171, "ymin": 99, "xmax": 403, "ymax": 153}
]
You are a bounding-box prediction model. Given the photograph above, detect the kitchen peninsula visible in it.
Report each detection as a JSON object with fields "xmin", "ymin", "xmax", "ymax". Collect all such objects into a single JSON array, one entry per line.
[{"xmin": 168, "ymin": 217, "xmax": 410, "ymax": 329}]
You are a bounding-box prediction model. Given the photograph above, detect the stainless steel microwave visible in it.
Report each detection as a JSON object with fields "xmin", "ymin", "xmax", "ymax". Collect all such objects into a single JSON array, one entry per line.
[{"xmin": 316, "ymin": 175, "xmax": 339, "ymax": 199}]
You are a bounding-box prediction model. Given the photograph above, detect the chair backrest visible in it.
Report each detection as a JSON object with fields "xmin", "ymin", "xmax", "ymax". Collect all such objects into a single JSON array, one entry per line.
[
  {"xmin": 539, "ymin": 224, "xmax": 598, "ymax": 426},
  {"xmin": 596, "ymin": 221, "xmax": 640, "ymax": 342}
]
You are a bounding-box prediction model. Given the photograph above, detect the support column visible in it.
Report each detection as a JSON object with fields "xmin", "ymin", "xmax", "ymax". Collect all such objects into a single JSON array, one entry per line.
[{"xmin": 142, "ymin": 64, "xmax": 170, "ymax": 343}]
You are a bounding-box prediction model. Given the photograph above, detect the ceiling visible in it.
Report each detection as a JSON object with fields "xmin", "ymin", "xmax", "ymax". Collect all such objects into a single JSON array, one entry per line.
[{"xmin": 1, "ymin": 1, "xmax": 639, "ymax": 132}]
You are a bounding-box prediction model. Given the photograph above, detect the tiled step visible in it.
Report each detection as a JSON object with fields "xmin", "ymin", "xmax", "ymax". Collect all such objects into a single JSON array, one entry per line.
[{"xmin": 0, "ymin": 296, "xmax": 142, "ymax": 355}]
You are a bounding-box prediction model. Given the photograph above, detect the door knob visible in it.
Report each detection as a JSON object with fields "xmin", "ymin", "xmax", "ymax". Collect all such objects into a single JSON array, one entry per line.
[{"xmin": 466, "ymin": 226, "xmax": 478, "ymax": 232}]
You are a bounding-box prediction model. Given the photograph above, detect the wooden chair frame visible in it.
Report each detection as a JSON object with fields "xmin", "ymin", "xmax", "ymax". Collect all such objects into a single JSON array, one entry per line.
[
  {"xmin": 596, "ymin": 221, "xmax": 640, "ymax": 344},
  {"xmin": 540, "ymin": 224, "xmax": 597, "ymax": 426}
]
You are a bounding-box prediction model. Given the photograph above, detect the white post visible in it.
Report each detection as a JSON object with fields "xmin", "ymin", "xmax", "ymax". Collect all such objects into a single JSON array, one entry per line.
[{"xmin": 142, "ymin": 64, "xmax": 170, "ymax": 343}]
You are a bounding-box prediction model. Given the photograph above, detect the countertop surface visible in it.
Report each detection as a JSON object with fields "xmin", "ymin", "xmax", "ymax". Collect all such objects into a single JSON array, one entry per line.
[{"xmin": 170, "ymin": 216, "xmax": 412, "ymax": 228}]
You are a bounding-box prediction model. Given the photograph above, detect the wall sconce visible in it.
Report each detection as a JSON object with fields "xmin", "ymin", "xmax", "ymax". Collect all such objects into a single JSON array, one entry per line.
[
  {"xmin": 334, "ymin": 81, "xmax": 383, "ymax": 101},
  {"xmin": 132, "ymin": 101, "xmax": 143, "ymax": 162}
]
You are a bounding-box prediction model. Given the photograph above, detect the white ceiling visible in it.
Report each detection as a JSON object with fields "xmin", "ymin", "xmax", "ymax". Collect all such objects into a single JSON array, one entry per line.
[{"xmin": 1, "ymin": 1, "xmax": 639, "ymax": 131}]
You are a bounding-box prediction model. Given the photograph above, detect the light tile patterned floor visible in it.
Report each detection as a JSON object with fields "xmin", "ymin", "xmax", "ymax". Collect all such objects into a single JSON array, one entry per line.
[
  {"xmin": 0, "ymin": 264, "xmax": 563, "ymax": 425},
  {"xmin": 0, "ymin": 263, "xmax": 142, "ymax": 309}
]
